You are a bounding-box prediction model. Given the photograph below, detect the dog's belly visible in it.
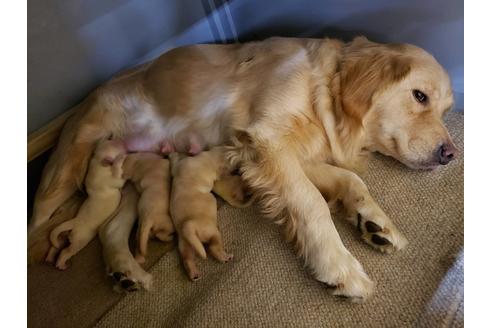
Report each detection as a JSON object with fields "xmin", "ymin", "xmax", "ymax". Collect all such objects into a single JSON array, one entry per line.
[
  {"xmin": 123, "ymin": 133, "xmax": 204, "ymax": 155},
  {"xmin": 108, "ymin": 37, "xmax": 331, "ymax": 154},
  {"xmin": 120, "ymin": 89, "xmax": 233, "ymax": 154}
]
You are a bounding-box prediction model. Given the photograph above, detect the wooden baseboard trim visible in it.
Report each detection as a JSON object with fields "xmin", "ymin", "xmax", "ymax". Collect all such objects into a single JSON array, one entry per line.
[{"xmin": 27, "ymin": 107, "xmax": 78, "ymax": 163}]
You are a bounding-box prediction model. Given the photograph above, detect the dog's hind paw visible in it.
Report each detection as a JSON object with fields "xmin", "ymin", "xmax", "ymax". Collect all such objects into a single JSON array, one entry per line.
[
  {"xmin": 110, "ymin": 270, "xmax": 152, "ymax": 292},
  {"xmin": 106, "ymin": 258, "xmax": 152, "ymax": 292},
  {"xmin": 316, "ymin": 251, "xmax": 374, "ymax": 303}
]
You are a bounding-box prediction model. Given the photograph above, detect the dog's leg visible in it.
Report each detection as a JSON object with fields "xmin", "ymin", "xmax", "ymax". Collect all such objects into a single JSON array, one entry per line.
[
  {"xmin": 29, "ymin": 151, "xmax": 82, "ymax": 235},
  {"xmin": 99, "ymin": 184, "xmax": 152, "ymax": 292},
  {"xmin": 229, "ymin": 140, "xmax": 373, "ymax": 302},
  {"xmin": 178, "ymin": 238, "xmax": 202, "ymax": 281},
  {"xmin": 304, "ymin": 163, "xmax": 408, "ymax": 253},
  {"xmin": 135, "ymin": 193, "xmax": 174, "ymax": 264},
  {"xmin": 208, "ymin": 233, "xmax": 233, "ymax": 263}
]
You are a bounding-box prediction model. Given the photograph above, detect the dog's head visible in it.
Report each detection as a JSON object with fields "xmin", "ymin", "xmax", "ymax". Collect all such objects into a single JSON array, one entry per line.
[{"xmin": 339, "ymin": 37, "xmax": 457, "ymax": 170}]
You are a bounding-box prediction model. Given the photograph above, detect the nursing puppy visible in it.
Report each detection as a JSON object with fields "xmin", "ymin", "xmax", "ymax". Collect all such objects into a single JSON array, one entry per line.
[
  {"xmin": 169, "ymin": 147, "xmax": 239, "ymax": 281},
  {"xmin": 99, "ymin": 158, "xmax": 252, "ymax": 291},
  {"xmin": 122, "ymin": 152, "xmax": 174, "ymax": 263},
  {"xmin": 46, "ymin": 139, "xmax": 127, "ymax": 269},
  {"xmin": 30, "ymin": 36, "xmax": 457, "ymax": 301},
  {"xmin": 99, "ymin": 183, "xmax": 152, "ymax": 292}
]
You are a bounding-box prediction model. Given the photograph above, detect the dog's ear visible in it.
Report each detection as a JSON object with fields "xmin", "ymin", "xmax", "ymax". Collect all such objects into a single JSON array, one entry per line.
[{"xmin": 339, "ymin": 38, "xmax": 411, "ymax": 122}]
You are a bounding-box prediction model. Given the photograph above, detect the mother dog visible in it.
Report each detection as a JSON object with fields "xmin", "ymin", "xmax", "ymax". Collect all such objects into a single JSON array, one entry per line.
[{"xmin": 28, "ymin": 36, "xmax": 457, "ymax": 301}]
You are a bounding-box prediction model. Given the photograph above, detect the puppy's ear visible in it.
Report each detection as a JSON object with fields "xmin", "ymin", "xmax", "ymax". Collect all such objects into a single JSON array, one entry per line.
[{"xmin": 339, "ymin": 39, "xmax": 411, "ymax": 122}]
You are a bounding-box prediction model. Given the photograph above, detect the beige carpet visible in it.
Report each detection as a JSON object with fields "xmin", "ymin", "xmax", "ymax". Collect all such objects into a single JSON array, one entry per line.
[{"xmin": 28, "ymin": 112, "xmax": 464, "ymax": 328}]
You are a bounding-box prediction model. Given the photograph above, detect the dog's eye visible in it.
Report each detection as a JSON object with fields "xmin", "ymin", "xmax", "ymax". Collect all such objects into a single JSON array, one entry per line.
[{"xmin": 412, "ymin": 90, "xmax": 428, "ymax": 104}]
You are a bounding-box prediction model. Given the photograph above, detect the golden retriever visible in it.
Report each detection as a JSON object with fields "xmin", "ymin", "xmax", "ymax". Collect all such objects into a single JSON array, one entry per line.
[{"xmin": 28, "ymin": 36, "xmax": 457, "ymax": 301}]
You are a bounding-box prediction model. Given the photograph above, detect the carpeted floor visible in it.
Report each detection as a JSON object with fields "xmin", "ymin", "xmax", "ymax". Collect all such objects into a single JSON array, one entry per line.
[{"xmin": 27, "ymin": 112, "xmax": 464, "ymax": 328}]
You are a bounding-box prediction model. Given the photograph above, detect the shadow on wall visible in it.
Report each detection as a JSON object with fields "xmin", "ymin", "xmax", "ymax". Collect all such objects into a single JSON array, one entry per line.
[
  {"xmin": 28, "ymin": 0, "xmax": 210, "ymax": 133},
  {"xmin": 227, "ymin": 0, "xmax": 463, "ymax": 111},
  {"xmin": 28, "ymin": 0, "xmax": 463, "ymax": 133}
]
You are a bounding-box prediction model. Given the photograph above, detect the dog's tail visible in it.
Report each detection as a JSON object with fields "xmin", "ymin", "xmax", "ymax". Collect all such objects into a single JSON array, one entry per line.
[
  {"xmin": 49, "ymin": 218, "xmax": 77, "ymax": 249},
  {"xmin": 182, "ymin": 222, "xmax": 207, "ymax": 259},
  {"xmin": 41, "ymin": 95, "xmax": 124, "ymax": 194},
  {"xmin": 31, "ymin": 92, "xmax": 127, "ymax": 233}
]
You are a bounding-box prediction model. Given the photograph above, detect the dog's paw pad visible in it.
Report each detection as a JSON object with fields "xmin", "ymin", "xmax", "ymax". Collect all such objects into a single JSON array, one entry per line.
[
  {"xmin": 357, "ymin": 214, "xmax": 407, "ymax": 253},
  {"xmin": 365, "ymin": 221, "xmax": 382, "ymax": 233},
  {"xmin": 109, "ymin": 271, "xmax": 143, "ymax": 292},
  {"xmin": 371, "ymin": 234, "xmax": 390, "ymax": 246}
]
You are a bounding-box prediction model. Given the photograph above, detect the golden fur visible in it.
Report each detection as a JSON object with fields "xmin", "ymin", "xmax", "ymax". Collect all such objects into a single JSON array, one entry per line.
[
  {"xmin": 28, "ymin": 36, "xmax": 457, "ymax": 301},
  {"xmin": 121, "ymin": 152, "xmax": 174, "ymax": 263},
  {"xmin": 169, "ymin": 147, "xmax": 250, "ymax": 280},
  {"xmin": 98, "ymin": 183, "xmax": 153, "ymax": 292},
  {"xmin": 44, "ymin": 140, "xmax": 127, "ymax": 269}
]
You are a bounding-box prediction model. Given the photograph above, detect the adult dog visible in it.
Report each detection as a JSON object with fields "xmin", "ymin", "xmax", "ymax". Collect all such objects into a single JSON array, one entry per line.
[{"xmin": 28, "ymin": 36, "xmax": 457, "ymax": 302}]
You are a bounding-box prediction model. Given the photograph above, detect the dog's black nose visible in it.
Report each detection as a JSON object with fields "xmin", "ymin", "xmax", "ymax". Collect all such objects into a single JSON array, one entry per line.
[{"xmin": 437, "ymin": 143, "xmax": 456, "ymax": 165}]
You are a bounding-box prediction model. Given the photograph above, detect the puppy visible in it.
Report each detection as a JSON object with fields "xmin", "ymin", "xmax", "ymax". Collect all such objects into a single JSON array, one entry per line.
[
  {"xmin": 99, "ymin": 183, "xmax": 152, "ymax": 292},
  {"xmin": 169, "ymin": 147, "xmax": 237, "ymax": 281},
  {"xmin": 122, "ymin": 152, "xmax": 174, "ymax": 263},
  {"xmin": 212, "ymin": 172, "xmax": 254, "ymax": 209},
  {"xmin": 46, "ymin": 139, "xmax": 127, "ymax": 269}
]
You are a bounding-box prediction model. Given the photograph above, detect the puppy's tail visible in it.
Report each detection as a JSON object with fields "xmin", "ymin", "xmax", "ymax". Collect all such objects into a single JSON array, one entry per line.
[
  {"xmin": 182, "ymin": 222, "xmax": 207, "ymax": 259},
  {"xmin": 28, "ymin": 192, "xmax": 85, "ymax": 265},
  {"xmin": 49, "ymin": 219, "xmax": 76, "ymax": 249}
]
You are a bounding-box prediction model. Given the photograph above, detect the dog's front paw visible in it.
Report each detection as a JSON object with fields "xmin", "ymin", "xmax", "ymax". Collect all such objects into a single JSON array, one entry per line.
[
  {"xmin": 357, "ymin": 213, "xmax": 408, "ymax": 253},
  {"xmin": 316, "ymin": 252, "xmax": 374, "ymax": 303}
]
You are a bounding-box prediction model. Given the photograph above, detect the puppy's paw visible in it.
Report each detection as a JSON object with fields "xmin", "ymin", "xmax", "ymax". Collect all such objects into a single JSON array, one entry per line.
[
  {"xmin": 110, "ymin": 270, "xmax": 152, "ymax": 292},
  {"xmin": 213, "ymin": 251, "xmax": 234, "ymax": 263},
  {"xmin": 316, "ymin": 252, "xmax": 374, "ymax": 303},
  {"xmin": 45, "ymin": 247, "xmax": 59, "ymax": 264},
  {"xmin": 55, "ymin": 260, "xmax": 70, "ymax": 271},
  {"xmin": 357, "ymin": 213, "xmax": 408, "ymax": 254},
  {"xmin": 107, "ymin": 257, "xmax": 152, "ymax": 292},
  {"xmin": 189, "ymin": 271, "xmax": 203, "ymax": 282}
]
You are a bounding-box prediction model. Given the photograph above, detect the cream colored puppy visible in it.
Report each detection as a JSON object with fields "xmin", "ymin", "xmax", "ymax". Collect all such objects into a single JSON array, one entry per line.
[
  {"xmin": 170, "ymin": 147, "xmax": 238, "ymax": 281},
  {"xmin": 99, "ymin": 183, "xmax": 152, "ymax": 292},
  {"xmin": 46, "ymin": 139, "xmax": 127, "ymax": 269},
  {"xmin": 122, "ymin": 152, "xmax": 174, "ymax": 263}
]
